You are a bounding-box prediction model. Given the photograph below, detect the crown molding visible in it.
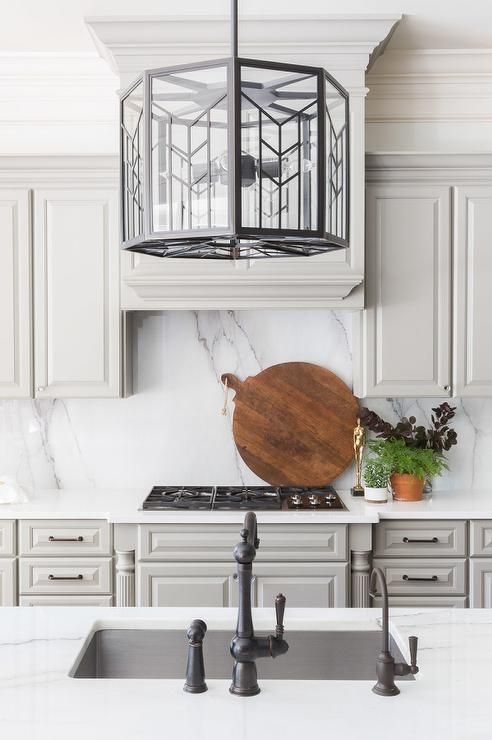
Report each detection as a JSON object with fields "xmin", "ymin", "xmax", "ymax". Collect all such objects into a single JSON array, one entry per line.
[
  {"xmin": 366, "ymin": 152, "xmax": 492, "ymax": 183},
  {"xmin": 85, "ymin": 14, "xmax": 401, "ymax": 85},
  {"xmin": 367, "ymin": 49, "xmax": 492, "ymax": 123}
]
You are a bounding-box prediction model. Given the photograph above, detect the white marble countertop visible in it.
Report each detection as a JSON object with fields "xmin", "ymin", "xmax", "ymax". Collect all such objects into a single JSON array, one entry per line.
[
  {"xmin": 0, "ymin": 487, "xmax": 491, "ymax": 523},
  {"xmin": 0, "ymin": 605, "xmax": 490, "ymax": 740}
]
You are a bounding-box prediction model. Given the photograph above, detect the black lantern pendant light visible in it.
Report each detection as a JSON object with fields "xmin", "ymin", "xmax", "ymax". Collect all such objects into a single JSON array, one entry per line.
[{"xmin": 120, "ymin": 1, "xmax": 349, "ymax": 259}]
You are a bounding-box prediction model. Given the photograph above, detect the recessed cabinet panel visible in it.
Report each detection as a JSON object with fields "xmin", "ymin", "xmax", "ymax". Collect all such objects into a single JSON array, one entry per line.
[
  {"xmin": 0, "ymin": 190, "xmax": 31, "ymax": 398},
  {"xmin": 470, "ymin": 559, "xmax": 492, "ymax": 608},
  {"xmin": 0, "ymin": 559, "xmax": 16, "ymax": 606},
  {"xmin": 19, "ymin": 557, "xmax": 112, "ymax": 595},
  {"xmin": 138, "ymin": 523, "xmax": 347, "ymax": 562},
  {"xmin": 373, "ymin": 558, "xmax": 466, "ymax": 596},
  {"xmin": 374, "ymin": 520, "xmax": 466, "ymax": 558},
  {"xmin": 355, "ymin": 185, "xmax": 451, "ymax": 397},
  {"xmin": 454, "ymin": 187, "xmax": 492, "ymax": 396},
  {"xmin": 253, "ymin": 562, "xmax": 348, "ymax": 608},
  {"xmin": 137, "ymin": 563, "xmax": 234, "ymax": 607},
  {"xmin": 33, "ymin": 189, "xmax": 120, "ymax": 397},
  {"xmin": 470, "ymin": 521, "xmax": 492, "ymax": 557},
  {"xmin": 19, "ymin": 520, "xmax": 111, "ymax": 557}
]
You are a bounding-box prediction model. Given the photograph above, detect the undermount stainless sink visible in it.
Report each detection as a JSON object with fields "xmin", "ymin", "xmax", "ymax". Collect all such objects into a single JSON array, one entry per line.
[{"xmin": 70, "ymin": 629, "xmax": 414, "ymax": 681}]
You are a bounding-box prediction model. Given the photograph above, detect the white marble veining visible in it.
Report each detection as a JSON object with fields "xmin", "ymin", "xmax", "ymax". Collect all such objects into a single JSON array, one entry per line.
[
  {"xmin": 0, "ymin": 309, "xmax": 491, "ymax": 493},
  {"xmin": 0, "ymin": 605, "xmax": 491, "ymax": 740}
]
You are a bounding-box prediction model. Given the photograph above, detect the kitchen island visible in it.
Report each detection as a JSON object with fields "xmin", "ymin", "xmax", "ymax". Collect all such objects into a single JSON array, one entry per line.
[{"xmin": 0, "ymin": 606, "xmax": 489, "ymax": 740}]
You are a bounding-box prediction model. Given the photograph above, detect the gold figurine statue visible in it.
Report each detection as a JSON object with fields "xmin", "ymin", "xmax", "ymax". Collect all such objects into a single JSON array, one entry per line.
[{"xmin": 351, "ymin": 417, "xmax": 365, "ymax": 497}]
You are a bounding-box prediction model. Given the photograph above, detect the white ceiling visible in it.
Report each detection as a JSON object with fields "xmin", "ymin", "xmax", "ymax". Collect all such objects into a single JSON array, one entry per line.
[{"xmin": 2, "ymin": 0, "xmax": 492, "ymax": 55}]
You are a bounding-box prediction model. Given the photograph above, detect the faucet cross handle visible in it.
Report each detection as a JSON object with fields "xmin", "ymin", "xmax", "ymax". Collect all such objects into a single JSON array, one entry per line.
[{"xmin": 275, "ymin": 593, "xmax": 286, "ymax": 638}]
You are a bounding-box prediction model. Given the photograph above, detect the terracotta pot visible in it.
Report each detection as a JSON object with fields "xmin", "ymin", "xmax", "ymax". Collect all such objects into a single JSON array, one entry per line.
[{"xmin": 390, "ymin": 474, "xmax": 424, "ymax": 502}]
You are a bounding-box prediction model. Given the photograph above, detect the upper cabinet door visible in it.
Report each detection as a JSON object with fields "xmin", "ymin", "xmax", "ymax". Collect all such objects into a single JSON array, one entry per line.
[
  {"xmin": 0, "ymin": 189, "xmax": 31, "ymax": 398},
  {"xmin": 355, "ymin": 185, "xmax": 451, "ymax": 398},
  {"xmin": 33, "ymin": 188, "xmax": 120, "ymax": 398},
  {"xmin": 454, "ymin": 186, "xmax": 492, "ymax": 397}
]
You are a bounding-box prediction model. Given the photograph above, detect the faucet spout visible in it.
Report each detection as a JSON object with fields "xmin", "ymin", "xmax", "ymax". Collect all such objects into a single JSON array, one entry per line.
[
  {"xmin": 369, "ymin": 567, "xmax": 419, "ymax": 697},
  {"xmin": 230, "ymin": 512, "xmax": 289, "ymax": 696}
]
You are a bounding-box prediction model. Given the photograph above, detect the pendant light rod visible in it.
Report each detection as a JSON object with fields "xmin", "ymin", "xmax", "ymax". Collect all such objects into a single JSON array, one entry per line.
[{"xmin": 231, "ymin": 0, "xmax": 239, "ymax": 58}]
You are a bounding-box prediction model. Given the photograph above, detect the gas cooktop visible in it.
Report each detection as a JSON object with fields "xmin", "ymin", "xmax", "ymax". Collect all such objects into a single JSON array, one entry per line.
[{"xmin": 141, "ymin": 485, "xmax": 346, "ymax": 511}]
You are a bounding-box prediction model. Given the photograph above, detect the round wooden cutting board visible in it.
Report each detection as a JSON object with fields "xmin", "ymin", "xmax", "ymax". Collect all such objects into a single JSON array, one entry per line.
[{"xmin": 221, "ymin": 362, "xmax": 358, "ymax": 486}]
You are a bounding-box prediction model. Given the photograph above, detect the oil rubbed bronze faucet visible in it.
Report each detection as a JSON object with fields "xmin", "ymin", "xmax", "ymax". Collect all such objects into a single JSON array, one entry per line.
[
  {"xmin": 369, "ymin": 567, "xmax": 419, "ymax": 696},
  {"xmin": 230, "ymin": 511, "xmax": 289, "ymax": 696}
]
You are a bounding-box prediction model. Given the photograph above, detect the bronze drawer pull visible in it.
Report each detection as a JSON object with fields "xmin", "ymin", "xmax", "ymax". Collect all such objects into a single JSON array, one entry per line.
[
  {"xmin": 402, "ymin": 574, "xmax": 438, "ymax": 582},
  {"xmin": 48, "ymin": 574, "xmax": 83, "ymax": 581},
  {"xmin": 48, "ymin": 536, "xmax": 84, "ymax": 542},
  {"xmin": 403, "ymin": 537, "xmax": 438, "ymax": 544}
]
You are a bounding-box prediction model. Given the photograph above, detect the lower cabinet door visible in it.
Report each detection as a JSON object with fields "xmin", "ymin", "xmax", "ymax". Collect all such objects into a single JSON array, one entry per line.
[
  {"xmin": 252, "ymin": 562, "xmax": 348, "ymax": 608},
  {"xmin": 0, "ymin": 559, "xmax": 16, "ymax": 605},
  {"xmin": 137, "ymin": 563, "xmax": 235, "ymax": 607},
  {"xmin": 470, "ymin": 559, "xmax": 492, "ymax": 607},
  {"xmin": 19, "ymin": 595, "xmax": 113, "ymax": 606}
]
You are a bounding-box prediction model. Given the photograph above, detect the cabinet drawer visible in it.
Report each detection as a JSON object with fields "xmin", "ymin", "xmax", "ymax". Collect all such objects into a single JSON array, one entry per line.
[
  {"xmin": 374, "ymin": 520, "xmax": 466, "ymax": 558},
  {"xmin": 138, "ymin": 523, "xmax": 347, "ymax": 562},
  {"xmin": 372, "ymin": 595, "xmax": 467, "ymax": 608},
  {"xmin": 470, "ymin": 521, "xmax": 492, "ymax": 556},
  {"xmin": 19, "ymin": 595, "xmax": 113, "ymax": 607},
  {"xmin": 19, "ymin": 557, "xmax": 112, "ymax": 595},
  {"xmin": 19, "ymin": 520, "xmax": 111, "ymax": 556},
  {"xmin": 0, "ymin": 520, "xmax": 15, "ymax": 556},
  {"xmin": 0, "ymin": 559, "xmax": 16, "ymax": 605},
  {"xmin": 372, "ymin": 558, "xmax": 466, "ymax": 595}
]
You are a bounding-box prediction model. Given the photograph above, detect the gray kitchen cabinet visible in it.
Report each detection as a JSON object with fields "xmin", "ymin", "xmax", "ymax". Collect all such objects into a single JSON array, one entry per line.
[
  {"xmin": 469, "ymin": 559, "xmax": 492, "ymax": 608},
  {"xmin": 0, "ymin": 189, "xmax": 31, "ymax": 398},
  {"xmin": 0, "ymin": 158, "xmax": 124, "ymax": 401},
  {"xmin": 138, "ymin": 523, "xmax": 347, "ymax": 562},
  {"xmin": 137, "ymin": 563, "xmax": 236, "ymax": 608},
  {"xmin": 137, "ymin": 561, "xmax": 347, "ymax": 609},
  {"xmin": 355, "ymin": 154, "xmax": 492, "ymax": 399},
  {"xmin": 372, "ymin": 519, "xmax": 468, "ymax": 608},
  {"xmin": 18, "ymin": 519, "xmax": 113, "ymax": 604},
  {"xmin": 470, "ymin": 521, "xmax": 492, "ymax": 556},
  {"xmin": 354, "ymin": 181, "xmax": 451, "ymax": 397},
  {"xmin": 0, "ymin": 522, "xmax": 16, "ymax": 606},
  {"xmin": 372, "ymin": 558, "xmax": 466, "ymax": 596},
  {"xmin": 0, "ymin": 560, "xmax": 16, "ymax": 606},
  {"xmin": 136, "ymin": 522, "xmax": 350, "ymax": 608},
  {"xmin": 469, "ymin": 521, "xmax": 492, "ymax": 607},
  {"xmin": 454, "ymin": 186, "xmax": 492, "ymax": 396},
  {"xmin": 252, "ymin": 562, "xmax": 348, "ymax": 609},
  {"xmin": 374, "ymin": 520, "xmax": 467, "ymax": 558}
]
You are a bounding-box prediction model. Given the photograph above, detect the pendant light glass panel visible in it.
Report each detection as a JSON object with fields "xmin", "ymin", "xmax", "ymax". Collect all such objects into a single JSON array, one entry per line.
[
  {"xmin": 239, "ymin": 64, "xmax": 319, "ymax": 235},
  {"xmin": 325, "ymin": 72, "xmax": 349, "ymax": 243},
  {"xmin": 121, "ymin": 80, "xmax": 144, "ymax": 244},
  {"xmin": 149, "ymin": 62, "xmax": 231, "ymax": 238}
]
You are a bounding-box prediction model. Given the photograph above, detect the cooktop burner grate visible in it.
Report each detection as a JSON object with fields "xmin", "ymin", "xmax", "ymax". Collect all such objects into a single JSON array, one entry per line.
[{"xmin": 141, "ymin": 485, "xmax": 346, "ymax": 511}]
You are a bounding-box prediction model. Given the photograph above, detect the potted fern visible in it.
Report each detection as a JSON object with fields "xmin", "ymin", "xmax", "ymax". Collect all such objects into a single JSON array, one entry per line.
[
  {"xmin": 360, "ymin": 403, "xmax": 458, "ymax": 501},
  {"xmin": 368, "ymin": 439, "xmax": 447, "ymax": 502},
  {"xmin": 363, "ymin": 456, "xmax": 390, "ymax": 503}
]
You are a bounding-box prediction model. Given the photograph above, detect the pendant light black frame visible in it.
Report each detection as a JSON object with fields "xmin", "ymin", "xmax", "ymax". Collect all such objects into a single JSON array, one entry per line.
[{"xmin": 120, "ymin": 1, "xmax": 349, "ymax": 260}]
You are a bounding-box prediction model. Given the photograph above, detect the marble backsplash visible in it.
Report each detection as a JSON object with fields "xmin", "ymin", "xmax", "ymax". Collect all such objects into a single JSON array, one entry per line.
[{"xmin": 0, "ymin": 310, "xmax": 490, "ymax": 492}]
